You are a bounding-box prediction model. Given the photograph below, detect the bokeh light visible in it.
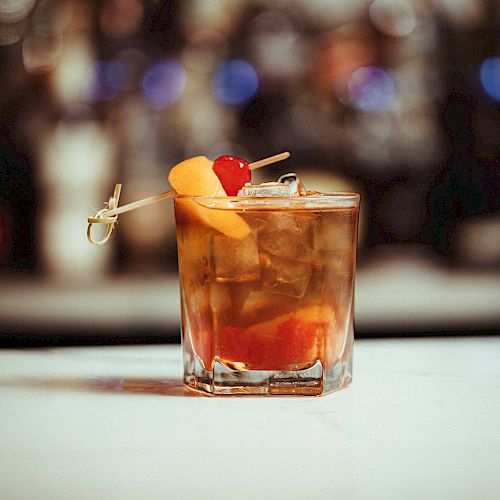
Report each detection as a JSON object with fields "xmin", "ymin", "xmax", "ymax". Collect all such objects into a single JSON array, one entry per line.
[
  {"xmin": 86, "ymin": 60, "xmax": 128, "ymax": 102},
  {"xmin": 212, "ymin": 59, "xmax": 259, "ymax": 106},
  {"xmin": 22, "ymin": 33, "xmax": 62, "ymax": 74},
  {"xmin": 99, "ymin": 0, "xmax": 143, "ymax": 38},
  {"xmin": 51, "ymin": 36, "xmax": 93, "ymax": 105},
  {"xmin": 32, "ymin": 0, "xmax": 73, "ymax": 36},
  {"xmin": 437, "ymin": 0, "xmax": 485, "ymax": 30},
  {"xmin": 141, "ymin": 59, "xmax": 187, "ymax": 109},
  {"xmin": 249, "ymin": 10, "xmax": 305, "ymax": 80},
  {"xmin": 316, "ymin": 26, "xmax": 376, "ymax": 94},
  {"xmin": 369, "ymin": 0, "xmax": 416, "ymax": 37},
  {"xmin": 479, "ymin": 57, "xmax": 500, "ymax": 102},
  {"xmin": 115, "ymin": 49, "xmax": 150, "ymax": 91},
  {"xmin": 347, "ymin": 66, "xmax": 396, "ymax": 111},
  {"xmin": 0, "ymin": 19, "xmax": 25, "ymax": 45},
  {"xmin": 0, "ymin": 0, "xmax": 36, "ymax": 23}
]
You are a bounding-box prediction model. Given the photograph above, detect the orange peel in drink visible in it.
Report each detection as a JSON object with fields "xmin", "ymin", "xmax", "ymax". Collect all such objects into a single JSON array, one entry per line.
[{"xmin": 168, "ymin": 156, "xmax": 251, "ymax": 240}]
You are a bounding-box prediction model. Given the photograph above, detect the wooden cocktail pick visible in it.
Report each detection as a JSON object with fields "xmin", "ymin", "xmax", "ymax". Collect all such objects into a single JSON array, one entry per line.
[{"xmin": 87, "ymin": 152, "xmax": 290, "ymax": 245}]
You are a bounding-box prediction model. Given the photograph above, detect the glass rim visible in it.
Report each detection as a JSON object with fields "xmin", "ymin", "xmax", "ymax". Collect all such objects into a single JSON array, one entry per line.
[{"xmin": 175, "ymin": 192, "xmax": 360, "ymax": 210}]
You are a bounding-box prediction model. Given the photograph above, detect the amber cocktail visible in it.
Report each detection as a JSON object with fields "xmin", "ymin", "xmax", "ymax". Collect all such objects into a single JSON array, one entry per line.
[{"xmin": 175, "ymin": 193, "xmax": 359, "ymax": 396}]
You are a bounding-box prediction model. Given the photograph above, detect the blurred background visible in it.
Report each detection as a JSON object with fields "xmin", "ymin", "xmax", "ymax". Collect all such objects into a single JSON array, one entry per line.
[{"xmin": 0, "ymin": 0, "xmax": 499, "ymax": 345}]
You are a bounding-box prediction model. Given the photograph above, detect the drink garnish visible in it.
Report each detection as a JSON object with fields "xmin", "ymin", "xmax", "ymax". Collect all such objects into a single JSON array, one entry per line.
[
  {"xmin": 212, "ymin": 151, "xmax": 291, "ymax": 196},
  {"xmin": 87, "ymin": 151, "xmax": 291, "ymax": 244},
  {"xmin": 212, "ymin": 155, "xmax": 251, "ymax": 196}
]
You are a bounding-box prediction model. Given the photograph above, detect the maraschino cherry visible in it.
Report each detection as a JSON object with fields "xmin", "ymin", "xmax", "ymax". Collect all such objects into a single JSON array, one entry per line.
[{"xmin": 213, "ymin": 155, "xmax": 251, "ymax": 196}]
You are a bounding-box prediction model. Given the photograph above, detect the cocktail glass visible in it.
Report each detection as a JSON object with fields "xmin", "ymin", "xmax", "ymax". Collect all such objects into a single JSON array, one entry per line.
[{"xmin": 174, "ymin": 192, "xmax": 360, "ymax": 396}]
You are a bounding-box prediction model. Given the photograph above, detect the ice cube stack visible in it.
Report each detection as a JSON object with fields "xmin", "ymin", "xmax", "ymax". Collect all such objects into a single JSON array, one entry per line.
[
  {"xmin": 220, "ymin": 173, "xmax": 316, "ymax": 299},
  {"xmin": 170, "ymin": 154, "xmax": 317, "ymax": 298}
]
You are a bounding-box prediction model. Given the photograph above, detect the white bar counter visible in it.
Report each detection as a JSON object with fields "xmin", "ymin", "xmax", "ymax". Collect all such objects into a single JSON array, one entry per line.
[{"xmin": 1, "ymin": 337, "xmax": 499, "ymax": 500}]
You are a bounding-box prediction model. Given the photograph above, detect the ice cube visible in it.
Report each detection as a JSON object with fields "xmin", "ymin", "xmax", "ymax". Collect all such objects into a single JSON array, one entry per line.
[
  {"xmin": 211, "ymin": 281, "xmax": 255, "ymax": 326},
  {"xmin": 181, "ymin": 278, "xmax": 214, "ymax": 370},
  {"xmin": 258, "ymin": 212, "xmax": 315, "ymax": 263},
  {"xmin": 307, "ymin": 264, "xmax": 325, "ymax": 296},
  {"xmin": 277, "ymin": 173, "xmax": 306, "ymax": 196},
  {"xmin": 241, "ymin": 212, "xmax": 268, "ymax": 232},
  {"xmin": 240, "ymin": 291, "xmax": 298, "ymax": 325},
  {"xmin": 210, "ymin": 282, "xmax": 231, "ymax": 330},
  {"xmin": 314, "ymin": 211, "xmax": 356, "ymax": 254},
  {"xmin": 210, "ymin": 282, "xmax": 231, "ymax": 313},
  {"xmin": 260, "ymin": 252, "xmax": 312, "ymax": 298},
  {"xmin": 321, "ymin": 259, "xmax": 353, "ymax": 336},
  {"xmin": 213, "ymin": 232, "xmax": 261, "ymax": 282},
  {"xmin": 238, "ymin": 182, "xmax": 291, "ymax": 197},
  {"xmin": 176, "ymin": 222, "xmax": 213, "ymax": 284}
]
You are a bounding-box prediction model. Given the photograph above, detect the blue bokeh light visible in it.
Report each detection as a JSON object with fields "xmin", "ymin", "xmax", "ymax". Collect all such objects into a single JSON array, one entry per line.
[
  {"xmin": 103, "ymin": 60, "xmax": 129, "ymax": 91},
  {"xmin": 212, "ymin": 59, "xmax": 259, "ymax": 106},
  {"xmin": 87, "ymin": 60, "xmax": 128, "ymax": 101},
  {"xmin": 347, "ymin": 66, "xmax": 396, "ymax": 112},
  {"xmin": 480, "ymin": 57, "xmax": 500, "ymax": 101},
  {"xmin": 141, "ymin": 59, "xmax": 187, "ymax": 109}
]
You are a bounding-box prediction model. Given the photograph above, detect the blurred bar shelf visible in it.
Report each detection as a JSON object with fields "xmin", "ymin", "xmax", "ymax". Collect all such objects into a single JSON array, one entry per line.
[
  {"xmin": 1, "ymin": 258, "xmax": 499, "ymax": 346},
  {"xmin": 0, "ymin": 275, "xmax": 181, "ymax": 346},
  {"xmin": 356, "ymin": 258, "xmax": 500, "ymax": 334}
]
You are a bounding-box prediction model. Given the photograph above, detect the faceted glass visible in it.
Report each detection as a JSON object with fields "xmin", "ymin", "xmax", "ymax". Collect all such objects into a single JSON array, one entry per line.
[{"xmin": 174, "ymin": 193, "xmax": 360, "ymax": 396}]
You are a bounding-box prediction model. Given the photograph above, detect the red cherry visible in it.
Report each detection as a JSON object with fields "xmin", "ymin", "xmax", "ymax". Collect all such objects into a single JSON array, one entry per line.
[{"xmin": 213, "ymin": 155, "xmax": 251, "ymax": 196}]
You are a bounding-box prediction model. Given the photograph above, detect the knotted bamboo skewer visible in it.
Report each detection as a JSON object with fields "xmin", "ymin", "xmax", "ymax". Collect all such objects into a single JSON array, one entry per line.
[{"xmin": 87, "ymin": 152, "xmax": 290, "ymax": 245}]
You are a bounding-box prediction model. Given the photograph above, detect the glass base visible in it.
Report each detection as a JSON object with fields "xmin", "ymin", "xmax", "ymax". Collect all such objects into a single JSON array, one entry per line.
[{"xmin": 184, "ymin": 357, "xmax": 352, "ymax": 397}]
